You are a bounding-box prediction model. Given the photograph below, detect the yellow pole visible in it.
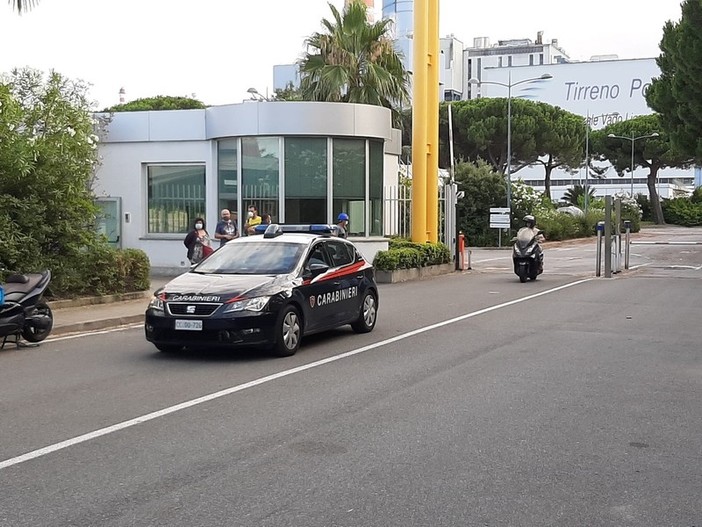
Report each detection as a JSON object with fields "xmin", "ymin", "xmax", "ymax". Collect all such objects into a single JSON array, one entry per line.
[
  {"xmin": 425, "ymin": 0, "xmax": 440, "ymax": 243},
  {"xmin": 411, "ymin": 0, "xmax": 428, "ymax": 242}
]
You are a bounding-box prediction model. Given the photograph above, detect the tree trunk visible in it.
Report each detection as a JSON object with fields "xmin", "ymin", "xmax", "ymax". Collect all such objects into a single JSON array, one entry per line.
[
  {"xmin": 647, "ymin": 168, "xmax": 666, "ymax": 225},
  {"xmin": 544, "ymin": 163, "xmax": 553, "ymax": 202}
]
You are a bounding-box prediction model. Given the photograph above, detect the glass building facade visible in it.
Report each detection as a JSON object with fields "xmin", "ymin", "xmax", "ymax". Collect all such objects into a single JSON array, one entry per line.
[{"xmin": 216, "ymin": 137, "xmax": 384, "ymax": 237}]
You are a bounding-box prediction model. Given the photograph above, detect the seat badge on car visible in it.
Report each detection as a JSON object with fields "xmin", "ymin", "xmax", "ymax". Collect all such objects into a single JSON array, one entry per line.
[
  {"xmin": 309, "ymin": 296, "xmax": 316, "ymax": 308},
  {"xmin": 187, "ymin": 305, "xmax": 196, "ymax": 314}
]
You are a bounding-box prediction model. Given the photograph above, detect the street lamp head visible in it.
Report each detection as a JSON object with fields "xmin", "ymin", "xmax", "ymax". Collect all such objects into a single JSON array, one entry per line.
[
  {"xmin": 650, "ymin": 132, "xmax": 660, "ymax": 137},
  {"xmin": 468, "ymin": 78, "xmax": 480, "ymax": 85},
  {"xmin": 539, "ymin": 74, "xmax": 553, "ymax": 80},
  {"xmin": 607, "ymin": 133, "xmax": 617, "ymax": 138},
  {"xmin": 246, "ymin": 87, "xmax": 259, "ymax": 95}
]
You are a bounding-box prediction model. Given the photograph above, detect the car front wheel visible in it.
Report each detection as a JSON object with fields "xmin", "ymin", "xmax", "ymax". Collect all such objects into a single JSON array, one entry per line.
[
  {"xmin": 272, "ymin": 305, "xmax": 302, "ymax": 357},
  {"xmin": 351, "ymin": 291, "xmax": 377, "ymax": 333}
]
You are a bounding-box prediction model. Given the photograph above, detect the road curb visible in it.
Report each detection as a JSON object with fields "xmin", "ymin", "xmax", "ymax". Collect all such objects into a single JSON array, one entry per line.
[
  {"xmin": 49, "ymin": 291, "xmax": 149, "ymax": 310},
  {"xmin": 52, "ymin": 314, "xmax": 145, "ymax": 337}
]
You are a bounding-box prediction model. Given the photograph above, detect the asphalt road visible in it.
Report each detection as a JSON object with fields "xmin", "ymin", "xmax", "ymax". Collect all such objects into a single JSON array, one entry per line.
[{"xmin": 0, "ymin": 227, "xmax": 700, "ymax": 526}]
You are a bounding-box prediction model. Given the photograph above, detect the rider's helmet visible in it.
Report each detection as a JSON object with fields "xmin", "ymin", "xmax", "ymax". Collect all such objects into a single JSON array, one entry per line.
[
  {"xmin": 337, "ymin": 212, "xmax": 349, "ymax": 222},
  {"xmin": 523, "ymin": 215, "xmax": 536, "ymax": 228}
]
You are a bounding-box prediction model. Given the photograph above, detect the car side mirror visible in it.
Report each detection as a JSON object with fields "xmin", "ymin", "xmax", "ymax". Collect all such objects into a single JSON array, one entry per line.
[{"xmin": 303, "ymin": 262, "xmax": 329, "ymax": 279}]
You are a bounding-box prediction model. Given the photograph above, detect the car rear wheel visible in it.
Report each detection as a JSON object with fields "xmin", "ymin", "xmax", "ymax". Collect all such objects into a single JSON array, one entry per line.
[
  {"xmin": 272, "ymin": 305, "xmax": 301, "ymax": 357},
  {"xmin": 351, "ymin": 291, "xmax": 377, "ymax": 333}
]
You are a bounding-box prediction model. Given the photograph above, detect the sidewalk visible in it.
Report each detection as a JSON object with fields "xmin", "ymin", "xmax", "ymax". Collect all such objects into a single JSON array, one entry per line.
[{"xmin": 49, "ymin": 275, "xmax": 173, "ymax": 337}]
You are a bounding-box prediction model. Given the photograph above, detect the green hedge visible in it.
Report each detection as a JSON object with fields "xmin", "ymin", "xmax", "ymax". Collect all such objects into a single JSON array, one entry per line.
[
  {"xmin": 373, "ymin": 240, "xmax": 451, "ymax": 271},
  {"xmin": 662, "ymin": 198, "xmax": 702, "ymax": 226},
  {"xmin": 47, "ymin": 246, "xmax": 151, "ymax": 298}
]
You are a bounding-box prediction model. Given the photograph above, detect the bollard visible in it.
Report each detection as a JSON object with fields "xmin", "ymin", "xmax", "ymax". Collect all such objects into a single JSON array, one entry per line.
[
  {"xmin": 596, "ymin": 221, "xmax": 604, "ymax": 277},
  {"xmin": 457, "ymin": 232, "xmax": 466, "ymax": 271},
  {"xmin": 624, "ymin": 220, "xmax": 631, "ymax": 269}
]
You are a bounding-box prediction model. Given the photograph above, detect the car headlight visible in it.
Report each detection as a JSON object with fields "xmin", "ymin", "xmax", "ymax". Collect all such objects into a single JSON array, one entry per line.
[
  {"xmin": 224, "ymin": 296, "xmax": 271, "ymax": 313},
  {"xmin": 149, "ymin": 297, "xmax": 164, "ymax": 311}
]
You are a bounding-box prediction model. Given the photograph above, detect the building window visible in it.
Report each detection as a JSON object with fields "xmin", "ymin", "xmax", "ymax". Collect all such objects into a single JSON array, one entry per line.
[
  {"xmin": 147, "ymin": 165, "xmax": 205, "ymax": 234},
  {"xmin": 285, "ymin": 137, "xmax": 327, "ymax": 223},
  {"xmin": 242, "ymin": 137, "xmax": 280, "ymax": 223},
  {"xmin": 333, "ymin": 138, "xmax": 365, "ymax": 236},
  {"xmin": 498, "ymin": 56, "xmax": 503, "ymax": 68},
  {"xmin": 539, "ymin": 53, "xmax": 544, "ymax": 65},
  {"xmin": 369, "ymin": 140, "xmax": 383, "ymax": 236},
  {"xmin": 508, "ymin": 56, "xmax": 512, "ymax": 67},
  {"xmin": 217, "ymin": 139, "xmax": 238, "ymax": 222},
  {"xmin": 529, "ymin": 54, "xmax": 534, "ymax": 66}
]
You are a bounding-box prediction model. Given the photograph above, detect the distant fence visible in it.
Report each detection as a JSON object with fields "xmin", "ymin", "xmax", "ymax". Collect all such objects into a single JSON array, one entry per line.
[{"xmin": 384, "ymin": 184, "xmax": 448, "ymax": 245}]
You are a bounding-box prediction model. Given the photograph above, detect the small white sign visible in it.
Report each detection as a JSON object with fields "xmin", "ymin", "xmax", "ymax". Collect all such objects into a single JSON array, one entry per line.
[
  {"xmin": 489, "ymin": 214, "xmax": 510, "ymax": 224},
  {"xmin": 175, "ymin": 319, "xmax": 203, "ymax": 331},
  {"xmin": 490, "ymin": 207, "xmax": 511, "ymax": 214}
]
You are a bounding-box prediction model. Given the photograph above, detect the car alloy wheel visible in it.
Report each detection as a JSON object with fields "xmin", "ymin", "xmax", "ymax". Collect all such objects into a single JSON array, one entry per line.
[
  {"xmin": 351, "ymin": 292, "xmax": 377, "ymax": 333},
  {"xmin": 273, "ymin": 305, "xmax": 301, "ymax": 357}
]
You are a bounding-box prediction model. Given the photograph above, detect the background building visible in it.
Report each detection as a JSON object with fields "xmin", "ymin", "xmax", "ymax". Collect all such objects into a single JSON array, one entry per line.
[{"xmin": 94, "ymin": 102, "xmax": 401, "ymax": 273}]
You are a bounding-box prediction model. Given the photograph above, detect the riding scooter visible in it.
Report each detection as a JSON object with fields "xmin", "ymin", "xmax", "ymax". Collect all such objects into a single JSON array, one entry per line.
[
  {"xmin": 512, "ymin": 230, "xmax": 543, "ymax": 283},
  {"xmin": 0, "ymin": 270, "xmax": 54, "ymax": 348}
]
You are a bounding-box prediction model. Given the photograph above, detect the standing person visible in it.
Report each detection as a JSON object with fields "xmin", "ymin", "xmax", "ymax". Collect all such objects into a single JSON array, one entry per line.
[
  {"xmin": 244, "ymin": 204, "xmax": 261, "ymax": 235},
  {"xmin": 335, "ymin": 212, "xmax": 349, "ymax": 238},
  {"xmin": 214, "ymin": 208, "xmax": 238, "ymax": 247},
  {"xmin": 183, "ymin": 217, "xmax": 213, "ymax": 265}
]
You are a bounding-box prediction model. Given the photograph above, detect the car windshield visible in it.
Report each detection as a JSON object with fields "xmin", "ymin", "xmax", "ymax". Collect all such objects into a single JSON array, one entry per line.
[{"xmin": 193, "ymin": 242, "xmax": 304, "ymax": 275}]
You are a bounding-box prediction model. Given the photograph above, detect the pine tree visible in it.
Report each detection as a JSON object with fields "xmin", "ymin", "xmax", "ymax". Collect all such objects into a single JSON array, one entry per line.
[{"xmin": 646, "ymin": 0, "xmax": 702, "ymax": 162}]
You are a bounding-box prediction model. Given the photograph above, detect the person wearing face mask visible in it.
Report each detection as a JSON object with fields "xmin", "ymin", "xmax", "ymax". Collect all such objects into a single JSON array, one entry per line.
[
  {"xmin": 215, "ymin": 208, "xmax": 239, "ymax": 247},
  {"xmin": 183, "ymin": 217, "xmax": 213, "ymax": 264},
  {"xmin": 244, "ymin": 205, "xmax": 261, "ymax": 236}
]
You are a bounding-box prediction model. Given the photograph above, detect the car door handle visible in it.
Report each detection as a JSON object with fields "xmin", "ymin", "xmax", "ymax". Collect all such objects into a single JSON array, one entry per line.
[
  {"xmin": 332, "ymin": 281, "xmax": 340, "ymax": 286},
  {"xmin": 356, "ymin": 274, "xmax": 363, "ymax": 279}
]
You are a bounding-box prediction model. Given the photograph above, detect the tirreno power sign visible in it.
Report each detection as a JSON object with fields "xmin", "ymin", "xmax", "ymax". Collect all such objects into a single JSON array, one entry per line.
[{"xmin": 481, "ymin": 58, "xmax": 660, "ymax": 129}]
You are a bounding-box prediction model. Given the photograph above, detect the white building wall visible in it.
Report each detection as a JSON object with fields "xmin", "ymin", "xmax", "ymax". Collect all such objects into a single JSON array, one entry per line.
[
  {"xmin": 440, "ymin": 36, "xmax": 464, "ymax": 99},
  {"xmin": 94, "ymin": 141, "xmax": 215, "ymax": 271},
  {"xmin": 273, "ymin": 64, "xmax": 300, "ymax": 91}
]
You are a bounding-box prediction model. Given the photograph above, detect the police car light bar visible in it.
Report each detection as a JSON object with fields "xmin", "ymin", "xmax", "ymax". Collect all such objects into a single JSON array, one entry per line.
[{"xmin": 259, "ymin": 224, "xmax": 337, "ymax": 238}]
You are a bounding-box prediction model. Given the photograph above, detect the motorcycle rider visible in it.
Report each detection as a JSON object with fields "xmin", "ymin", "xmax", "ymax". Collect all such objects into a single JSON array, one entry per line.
[{"xmin": 517, "ymin": 215, "xmax": 545, "ymax": 271}]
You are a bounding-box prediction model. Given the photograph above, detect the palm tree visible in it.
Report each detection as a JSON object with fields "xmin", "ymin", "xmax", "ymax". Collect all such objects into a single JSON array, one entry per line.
[
  {"xmin": 299, "ymin": 0, "xmax": 410, "ymax": 124},
  {"xmin": 9, "ymin": 0, "xmax": 40, "ymax": 13},
  {"xmin": 562, "ymin": 184, "xmax": 596, "ymax": 208}
]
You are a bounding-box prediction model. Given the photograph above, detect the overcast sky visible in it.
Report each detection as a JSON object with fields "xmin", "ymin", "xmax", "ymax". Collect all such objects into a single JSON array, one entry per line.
[{"xmin": 0, "ymin": 0, "xmax": 683, "ymax": 110}]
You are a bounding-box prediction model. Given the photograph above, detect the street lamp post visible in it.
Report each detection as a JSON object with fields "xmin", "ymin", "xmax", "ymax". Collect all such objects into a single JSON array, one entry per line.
[
  {"xmin": 607, "ymin": 132, "xmax": 659, "ymax": 196},
  {"xmin": 469, "ymin": 73, "xmax": 552, "ymax": 229},
  {"xmin": 246, "ymin": 87, "xmax": 271, "ymax": 101}
]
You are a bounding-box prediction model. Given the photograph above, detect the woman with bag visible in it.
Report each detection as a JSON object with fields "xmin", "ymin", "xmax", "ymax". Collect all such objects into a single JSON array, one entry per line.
[{"xmin": 183, "ymin": 217, "xmax": 213, "ymax": 265}]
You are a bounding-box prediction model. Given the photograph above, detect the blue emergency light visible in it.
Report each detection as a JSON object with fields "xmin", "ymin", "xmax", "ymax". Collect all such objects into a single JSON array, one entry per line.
[
  {"xmin": 0, "ymin": 285, "xmax": 4, "ymax": 305},
  {"xmin": 259, "ymin": 224, "xmax": 337, "ymax": 238}
]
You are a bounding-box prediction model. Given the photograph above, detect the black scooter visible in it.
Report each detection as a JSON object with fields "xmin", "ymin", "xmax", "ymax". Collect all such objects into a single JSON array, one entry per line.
[
  {"xmin": 0, "ymin": 270, "xmax": 54, "ymax": 348},
  {"xmin": 512, "ymin": 231, "xmax": 543, "ymax": 283}
]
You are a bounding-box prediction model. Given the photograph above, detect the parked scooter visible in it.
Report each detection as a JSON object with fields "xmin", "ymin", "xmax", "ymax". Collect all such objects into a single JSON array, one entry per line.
[
  {"xmin": 0, "ymin": 270, "xmax": 53, "ymax": 348},
  {"xmin": 512, "ymin": 215, "xmax": 544, "ymax": 283}
]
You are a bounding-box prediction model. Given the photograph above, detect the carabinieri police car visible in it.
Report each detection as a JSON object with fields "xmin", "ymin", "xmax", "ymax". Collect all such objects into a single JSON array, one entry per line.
[{"xmin": 144, "ymin": 224, "xmax": 379, "ymax": 356}]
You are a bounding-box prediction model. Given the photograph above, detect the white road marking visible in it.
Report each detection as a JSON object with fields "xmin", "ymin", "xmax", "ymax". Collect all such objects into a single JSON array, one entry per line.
[
  {"xmin": 0, "ymin": 279, "xmax": 592, "ymax": 471},
  {"xmin": 46, "ymin": 324, "xmax": 143, "ymax": 343}
]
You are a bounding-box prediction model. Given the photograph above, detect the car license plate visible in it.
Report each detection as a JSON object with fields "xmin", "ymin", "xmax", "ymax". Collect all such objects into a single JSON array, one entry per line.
[{"xmin": 175, "ymin": 319, "xmax": 203, "ymax": 331}]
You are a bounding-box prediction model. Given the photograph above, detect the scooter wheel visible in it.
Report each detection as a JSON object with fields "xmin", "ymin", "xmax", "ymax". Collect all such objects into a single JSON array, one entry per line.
[
  {"xmin": 22, "ymin": 302, "xmax": 53, "ymax": 343},
  {"xmin": 518, "ymin": 267, "xmax": 528, "ymax": 283}
]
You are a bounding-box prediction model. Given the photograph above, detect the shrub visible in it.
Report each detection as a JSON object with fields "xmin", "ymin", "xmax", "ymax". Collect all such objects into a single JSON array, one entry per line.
[
  {"xmin": 374, "ymin": 240, "xmax": 450, "ymax": 271},
  {"xmin": 635, "ymin": 194, "xmax": 653, "ymax": 222},
  {"xmin": 46, "ymin": 246, "xmax": 151, "ymax": 298},
  {"xmin": 662, "ymin": 198, "xmax": 702, "ymax": 226}
]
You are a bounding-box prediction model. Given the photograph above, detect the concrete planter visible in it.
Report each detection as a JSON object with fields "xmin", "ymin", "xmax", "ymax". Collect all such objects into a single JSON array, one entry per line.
[{"xmin": 375, "ymin": 263, "xmax": 455, "ymax": 284}]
